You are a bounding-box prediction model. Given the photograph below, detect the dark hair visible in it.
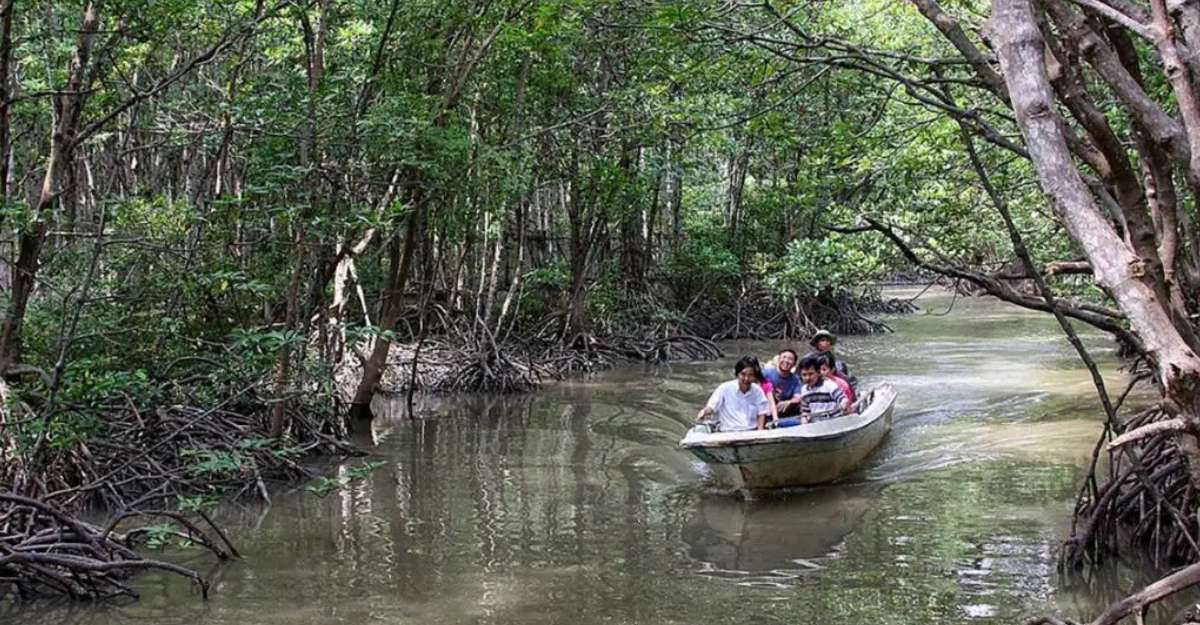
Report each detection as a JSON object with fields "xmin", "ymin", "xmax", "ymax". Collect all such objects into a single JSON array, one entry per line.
[
  {"xmin": 817, "ymin": 352, "xmax": 836, "ymax": 369},
  {"xmin": 734, "ymin": 355, "xmax": 762, "ymax": 380},
  {"xmin": 798, "ymin": 355, "xmax": 822, "ymax": 373},
  {"xmin": 779, "ymin": 348, "xmax": 798, "ymax": 360}
]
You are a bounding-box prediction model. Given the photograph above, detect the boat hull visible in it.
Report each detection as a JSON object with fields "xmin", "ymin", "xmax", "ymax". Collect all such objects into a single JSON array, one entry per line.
[{"xmin": 680, "ymin": 383, "xmax": 896, "ymax": 489}]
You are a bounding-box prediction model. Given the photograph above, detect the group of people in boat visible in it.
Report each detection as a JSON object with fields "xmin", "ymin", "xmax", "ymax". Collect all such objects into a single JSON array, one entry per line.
[{"xmin": 695, "ymin": 330, "xmax": 858, "ymax": 432}]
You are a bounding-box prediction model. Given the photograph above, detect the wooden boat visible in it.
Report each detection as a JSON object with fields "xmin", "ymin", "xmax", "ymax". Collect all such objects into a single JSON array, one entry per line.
[{"xmin": 679, "ymin": 383, "xmax": 897, "ymax": 490}]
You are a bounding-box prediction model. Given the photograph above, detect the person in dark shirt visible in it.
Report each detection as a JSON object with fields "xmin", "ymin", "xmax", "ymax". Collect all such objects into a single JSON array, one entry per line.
[
  {"xmin": 769, "ymin": 355, "xmax": 849, "ymax": 428},
  {"xmin": 761, "ymin": 348, "xmax": 802, "ymax": 416}
]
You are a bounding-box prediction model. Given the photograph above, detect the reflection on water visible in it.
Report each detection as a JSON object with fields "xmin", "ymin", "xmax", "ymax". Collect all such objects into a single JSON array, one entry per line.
[
  {"xmin": 685, "ymin": 486, "xmax": 877, "ymax": 581},
  {"xmin": 11, "ymin": 291, "xmax": 1161, "ymax": 624}
]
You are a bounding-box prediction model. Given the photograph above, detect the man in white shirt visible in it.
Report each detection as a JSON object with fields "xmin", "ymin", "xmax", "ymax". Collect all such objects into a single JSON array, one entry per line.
[{"xmin": 696, "ymin": 356, "xmax": 771, "ymax": 431}]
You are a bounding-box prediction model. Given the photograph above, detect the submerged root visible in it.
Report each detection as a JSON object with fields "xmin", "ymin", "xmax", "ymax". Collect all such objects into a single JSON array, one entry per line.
[
  {"xmin": 0, "ymin": 493, "xmax": 223, "ymax": 601},
  {"xmin": 1063, "ymin": 408, "xmax": 1200, "ymax": 571},
  {"xmin": 1043, "ymin": 405, "xmax": 1200, "ymax": 625},
  {"xmin": 3, "ymin": 401, "xmax": 357, "ymax": 514},
  {"xmin": 0, "ymin": 383, "xmax": 358, "ymax": 602}
]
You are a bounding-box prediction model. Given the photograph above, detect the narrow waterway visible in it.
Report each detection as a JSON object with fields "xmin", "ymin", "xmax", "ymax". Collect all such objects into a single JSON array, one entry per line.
[{"xmin": 16, "ymin": 290, "xmax": 1165, "ymax": 624}]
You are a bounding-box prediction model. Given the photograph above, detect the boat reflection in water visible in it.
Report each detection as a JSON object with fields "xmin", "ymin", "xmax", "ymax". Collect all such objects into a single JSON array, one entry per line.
[{"xmin": 684, "ymin": 485, "xmax": 878, "ymax": 585}]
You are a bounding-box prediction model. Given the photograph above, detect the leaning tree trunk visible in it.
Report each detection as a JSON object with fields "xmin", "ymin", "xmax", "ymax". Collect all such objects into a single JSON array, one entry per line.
[
  {"xmin": 348, "ymin": 201, "xmax": 423, "ymax": 420},
  {"xmin": 990, "ymin": 0, "xmax": 1200, "ymax": 484}
]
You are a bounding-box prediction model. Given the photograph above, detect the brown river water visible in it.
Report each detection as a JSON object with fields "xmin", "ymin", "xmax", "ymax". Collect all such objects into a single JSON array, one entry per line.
[{"xmin": 11, "ymin": 290, "xmax": 1179, "ymax": 624}]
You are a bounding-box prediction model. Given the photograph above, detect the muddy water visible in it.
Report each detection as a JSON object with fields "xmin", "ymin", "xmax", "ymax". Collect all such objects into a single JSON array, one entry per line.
[{"xmin": 16, "ymin": 291, "xmax": 1164, "ymax": 624}]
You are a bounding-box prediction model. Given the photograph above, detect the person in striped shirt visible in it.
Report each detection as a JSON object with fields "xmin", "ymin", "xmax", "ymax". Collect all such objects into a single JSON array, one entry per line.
[{"xmin": 770, "ymin": 355, "xmax": 849, "ymax": 428}]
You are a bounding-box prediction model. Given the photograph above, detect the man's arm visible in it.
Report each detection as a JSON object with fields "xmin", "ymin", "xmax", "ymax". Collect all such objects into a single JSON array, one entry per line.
[
  {"xmin": 697, "ymin": 387, "xmax": 722, "ymax": 421},
  {"xmin": 832, "ymin": 385, "xmax": 849, "ymax": 413},
  {"xmin": 796, "ymin": 393, "xmax": 813, "ymax": 424}
]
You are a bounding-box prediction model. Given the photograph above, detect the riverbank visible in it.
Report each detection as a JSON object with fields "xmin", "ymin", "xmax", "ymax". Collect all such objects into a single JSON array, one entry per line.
[{"xmin": 340, "ymin": 286, "xmax": 916, "ymax": 395}]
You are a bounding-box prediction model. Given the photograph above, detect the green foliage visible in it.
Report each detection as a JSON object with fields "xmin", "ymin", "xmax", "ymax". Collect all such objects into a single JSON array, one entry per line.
[
  {"xmin": 57, "ymin": 363, "xmax": 155, "ymax": 405},
  {"xmin": 16, "ymin": 412, "xmax": 101, "ymax": 452},
  {"xmin": 141, "ymin": 523, "xmax": 183, "ymax": 551},
  {"xmin": 666, "ymin": 215, "xmax": 742, "ymax": 303},
  {"xmin": 762, "ymin": 236, "xmax": 883, "ymax": 299},
  {"xmin": 176, "ymin": 494, "xmax": 223, "ymax": 513},
  {"xmin": 518, "ymin": 264, "xmax": 571, "ymax": 322},
  {"xmin": 180, "ymin": 449, "xmax": 246, "ymax": 477}
]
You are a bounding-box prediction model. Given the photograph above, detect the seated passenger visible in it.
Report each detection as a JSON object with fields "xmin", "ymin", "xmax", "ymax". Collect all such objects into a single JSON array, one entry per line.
[
  {"xmin": 751, "ymin": 357, "xmax": 780, "ymax": 424},
  {"xmin": 806, "ymin": 329, "xmax": 857, "ymax": 390},
  {"xmin": 818, "ymin": 352, "xmax": 856, "ymax": 412},
  {"xmin": 770, "ymin": 355, "xmax": 850, "ymax": 428},
  {"xmin": 762, "ymin": 348, "xmax": 802, "ymax": 417},
  {"xmin": 696, "ymin": 356, "xmax": 772, "ymax": 432}
]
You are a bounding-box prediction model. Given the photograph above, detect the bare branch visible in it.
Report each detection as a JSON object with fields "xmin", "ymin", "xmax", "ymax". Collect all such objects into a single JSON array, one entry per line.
[
  {"xmin": 1067, "ymin": 0, "xmax": 1156, "ymax": 39},
  {"xmin": 1107, "ymin": 417, "xmax": 1188, "ymax": 450}
]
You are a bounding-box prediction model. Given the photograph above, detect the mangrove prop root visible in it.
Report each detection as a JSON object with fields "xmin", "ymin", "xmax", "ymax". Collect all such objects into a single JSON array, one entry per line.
[
  {"xmin": 0, "ymin": 384, "xmax": 359, "ymax": 601},
  {"xmin": 1064, "ymin": 408, "xmax": 1200, "ymax": 569},
  {"xmin": 360, "ymin": 332, "xmax": 726, "ymax": 395},
  {"xmin": 351, "ymin": 288, "xmax": 907, "ymax": 396},
  {"xmin": 1044, "ymin": 407, "xmax": 1200, "ymax": 625},
  {"xmin": 0, "ymin": 493, "xmax": 217, "ymax": 601},
  {"xmin": 0, "ymin": 397, "xmax": 359, "ymax": 513}
]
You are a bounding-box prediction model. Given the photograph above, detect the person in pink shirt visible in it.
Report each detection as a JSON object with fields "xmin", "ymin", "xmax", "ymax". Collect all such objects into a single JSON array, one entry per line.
[
  {"xmin": 748, "ymin": 356, "xmax": 779, "ymax": 425},
  {"xmin": 818, "ymin": 352, "xmax": 856, "ymax": 412}
]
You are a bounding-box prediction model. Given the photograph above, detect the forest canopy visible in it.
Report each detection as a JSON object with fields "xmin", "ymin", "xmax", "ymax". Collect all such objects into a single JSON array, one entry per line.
[{"xmin": 6, "ymin": 1, "xmax": 1200, "ymax": 611}]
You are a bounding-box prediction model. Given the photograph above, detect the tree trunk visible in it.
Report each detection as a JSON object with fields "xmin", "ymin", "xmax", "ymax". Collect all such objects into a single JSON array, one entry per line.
[
  {"xmin": 725, "ymin": 137, "xmax": 752, "ymax": 243},
  {"xmin": 349, "ymin": 201, "xmax": 424, "ymax": 419},
  {"xmin": 0, "ymin": 2, "xmax": 99, "ymax": 372},
  {"xmin": 269, "ymin": 0, "xmax": 329, "ymax": 437},
  {"xmin": 619, "ymin": 147, "xmax": 645, "ymax": 289},
  {"xmin": 991, "ymin": 0, "xmax": 1200, "ymax": 482},
  {"xmin": 0, "ymin": 0, "xmax": 12, "ymax": 203},
  {"xmin": 269, "ymin": 227, "xmax": 304, "ymax": 439}
]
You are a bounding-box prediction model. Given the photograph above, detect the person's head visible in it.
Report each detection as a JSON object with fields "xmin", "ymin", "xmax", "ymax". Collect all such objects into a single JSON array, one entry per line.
[
  {"xmin": 809, "ymin": 329, "xmax": 836, "ymax": 353},
  {"xmin": 817, "ymin": 352, "xmax": 837, "ymax": 379},
  {"xmin": 734, "ymin": 355, "xmax": 762, "ymax": 390},
  {"xmin": 776, "ymin": 348, "xmax": 798, "ymax": 374},
  {"xmin": 798, "ymin": 355, "xmax": 823, "ymax": 386}
]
